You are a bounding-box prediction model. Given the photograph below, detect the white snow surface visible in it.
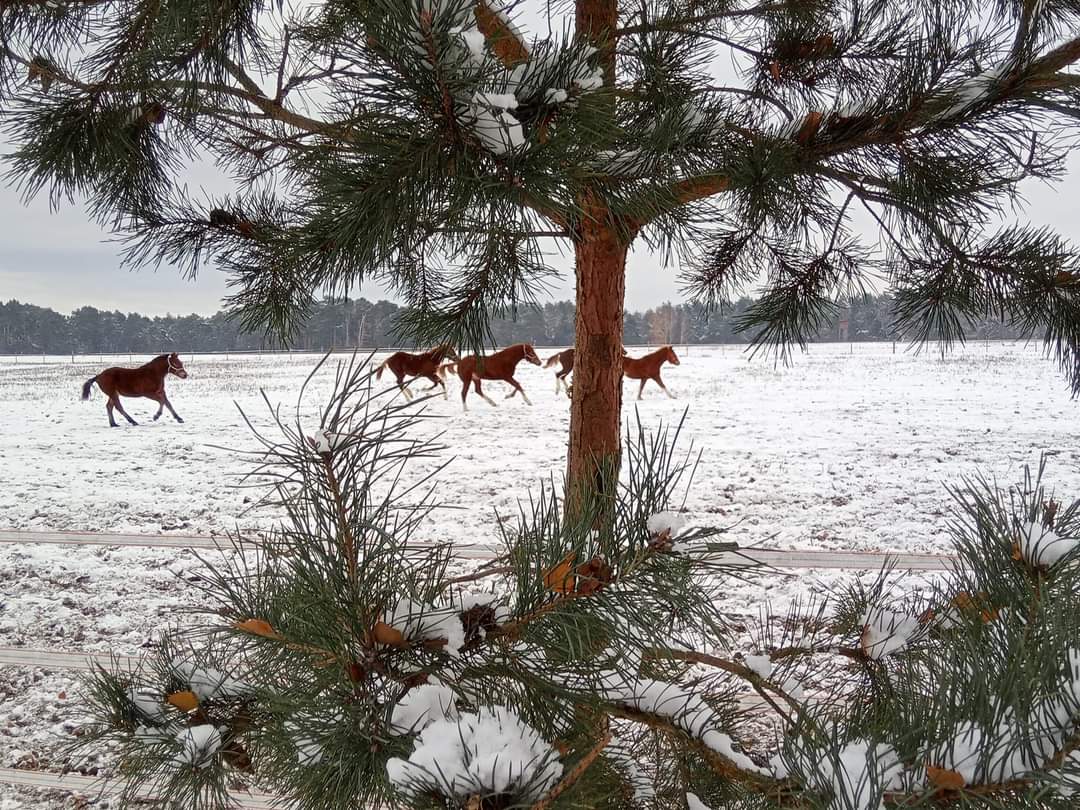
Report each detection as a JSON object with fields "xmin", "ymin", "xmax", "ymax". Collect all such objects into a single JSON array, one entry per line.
[
  {"xmin": 386, "ymin": 705, "xmax": 562, "ymax": 800},
  {"xmin": 3, "ymin": 342, "xmax": 1080, "ymax": 803},
  {"xmin": 686, "ymin": 792, "xmax": 713, "ymax": 810}
]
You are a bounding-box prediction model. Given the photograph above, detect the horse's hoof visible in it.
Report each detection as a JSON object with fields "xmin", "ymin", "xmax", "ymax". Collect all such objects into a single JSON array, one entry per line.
[{"xmin": 176, "ymin": 418, "xmax": 185, "ymax": 424}]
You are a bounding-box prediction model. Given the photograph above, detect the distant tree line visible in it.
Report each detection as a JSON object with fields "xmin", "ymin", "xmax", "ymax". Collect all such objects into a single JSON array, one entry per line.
[{"xmin": 0, "ymin": 295, "xmax": 1026, "ymax": 355}]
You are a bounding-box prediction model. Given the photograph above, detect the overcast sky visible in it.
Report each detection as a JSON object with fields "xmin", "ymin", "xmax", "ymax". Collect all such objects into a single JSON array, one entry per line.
[{"xmin": 3, "ymin": 5, "xmax": 1080, "ymax": 317}]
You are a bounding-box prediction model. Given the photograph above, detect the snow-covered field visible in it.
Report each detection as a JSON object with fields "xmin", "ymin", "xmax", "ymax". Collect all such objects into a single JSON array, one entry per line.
[{"xmin": 1, "ymin": 342, "xmax": 1078, "ymax": 806}]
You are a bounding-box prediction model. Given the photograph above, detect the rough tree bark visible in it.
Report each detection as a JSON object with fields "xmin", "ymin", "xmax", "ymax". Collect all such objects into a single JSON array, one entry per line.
[
  {"xmin": 565, "ymin": 0, "xmax": 626, "ymax": 513},
  {"xmin": 566, "ymin": 200, "xmax": 629, "ymax": 510}
]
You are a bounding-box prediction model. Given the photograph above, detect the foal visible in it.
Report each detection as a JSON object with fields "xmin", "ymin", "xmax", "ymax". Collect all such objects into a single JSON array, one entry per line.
[
  {"xmin": 544, "ymin": 349, "xmax": 574, "ymax": 394},
  {"xmin": 81, "ymin": 353, "xmax": 189, "ymax": 427},
  {"xmin": 547, "ymin": 347, "xmax": 627, "ymax": 398},
  {"xmin": 375, "ymin": 344, "xmax": 458, "ymax": 400},
  {"xmin": 623, "ymin": 345, "xmax": 680, "ymax": 399},
  {"xmin": 455, "ymin": 344, "xmax": 542, "ymax": 410}
]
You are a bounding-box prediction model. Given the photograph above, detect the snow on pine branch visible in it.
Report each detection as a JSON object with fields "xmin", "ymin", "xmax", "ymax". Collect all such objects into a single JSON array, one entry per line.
[
  {"xmin": 174, "ymin": 725, "xmax": 224, "ymax": 769},
  {"xmin": 859, "ymin": 607, "xmax": 923, "ymax": 660},
  {"xmin": 1015, "ymin": 520, "xmax": 1079, "ymax": 568},
  {"xmin": 386, "ymin": 706, "xmax": 563, "ymax": 802},
  {"xmin": 390, "ymin": 679, "xmax": 459, "ymax": 734},
  {"xmin": 597, "ymin": 672, "xmax": 763, "ymax": 773},
  {"xmin": 774, "ymin": 740, "xmax": 905, "ymax": 810}
]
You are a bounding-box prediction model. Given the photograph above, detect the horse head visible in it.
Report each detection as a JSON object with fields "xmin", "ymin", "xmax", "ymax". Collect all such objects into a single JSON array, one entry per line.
[
  {"xmin": 440, "ymin": 344, "xmax": 460, "ymax": 362},
  {"xmin": 168, "ymin": 352, "xmax": 189, "ymax": 378},
  {"xmin": 522, "ymin": 344, "xmax": 542, "ymax": 366},
  {"xmin": 664, "ymin": 345, "xmax": 681, "ymax": 366}
]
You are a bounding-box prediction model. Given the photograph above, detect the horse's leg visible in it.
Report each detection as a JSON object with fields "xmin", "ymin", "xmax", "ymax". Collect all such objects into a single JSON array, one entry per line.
[
  {"xmin": 637, "ymin": 378, "xmax": 647, "ymax": 400},
  {"xmin": 656, "ymin": 375, "xmax": 676, "ymax": 399},
  {"xmin": 396, "ymin": 374, "xmax": 413, "ymax": 401},
  {"xmin": 113, "ymin": 397, "xmax": 138, "ymax": 425},
  {"xmin": 461, "ymin": 377, "xmax": 471, "ymax": 412},
  {"xmin": 162, "ymin": 394, "xmax": 184, "ymax": 423},
  {"xmin": 421, "ymin": 374, "xmax": 446, "ymax": 399},
  {"xmin": 472, "ymin": 376, "xmax": 498, "ymax": 407},
  {"xmin": 106, "ymin": 398, "xmax": 118, "ymax": 428},
  {"xmin": 152, "ymin": 396, "xmax": 165, "ymax": 421},
  {"xmin": 507, "ymin": 377, "xmax": 533, "ymax": 405}
]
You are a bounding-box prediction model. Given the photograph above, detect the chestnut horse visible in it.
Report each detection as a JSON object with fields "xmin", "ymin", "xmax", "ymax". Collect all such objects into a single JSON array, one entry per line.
[
  {"xmin": 375, "ymin": 344, "xmax": 458, "ymax": 400},
  {"xmin": 81, "ymin": 353, "xmax": 189, "ymax": 427},
  {"xmin": 546, "ymin": 347, "xmax": 628, "ymax": 398},
  {"xmin": 544, "ymin": 349, "xmax": 574, "ymax": 394},
  {"xmin": 455, "ymin": 344, "xmax": 542, "ymax": 410},
  {"xmin": 623, "ymin": 345, "xmax": 680, "ymax": 399}
]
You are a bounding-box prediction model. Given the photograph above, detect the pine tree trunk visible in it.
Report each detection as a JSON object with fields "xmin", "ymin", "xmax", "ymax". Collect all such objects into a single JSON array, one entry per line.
[
  {"xmin": 565, "ymin": 0, "xmax": 625, "ymax": 517},
  {"xmin": 566, "ymin": 205, "xmax": 628, "ymax": 512}
]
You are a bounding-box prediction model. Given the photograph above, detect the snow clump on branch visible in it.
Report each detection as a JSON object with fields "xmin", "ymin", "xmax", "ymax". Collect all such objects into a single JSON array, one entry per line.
[
  {"xmin": 385, "ymin": 705, "xmax": 563, "ymax": 801},
  {"xmin": 1016, "ymin": 520, "xmax": 1078, "ymax": 568},
  {"xmin": 390, "ymin": 679, "xmax": 459, "ymax": 734}
]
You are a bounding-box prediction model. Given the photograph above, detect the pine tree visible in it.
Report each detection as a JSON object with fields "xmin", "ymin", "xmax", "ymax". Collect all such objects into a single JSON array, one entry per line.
[
  {"xmin": 69, "ymin": 355, "xmax": 1080, "ymax": 810},
  {"xmin": 4, "ymin": 1, "xmax": 1080, "ymax": 501}
]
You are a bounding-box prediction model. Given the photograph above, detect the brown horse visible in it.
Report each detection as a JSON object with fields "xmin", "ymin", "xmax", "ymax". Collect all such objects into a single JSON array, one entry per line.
[
  {"xmin": 544, "ymin": 349, "xmax": 574, "ymax": 395},
  {"xmin": 623, "ymin": 345, "xmax": 680, "ymax": 400},
  {"xmin": 455, "ymin": 344, "xmax": 542, "ymax": 410},
  {"xmin": 547, "ymin": 347, "xmax": 628, "ymax": 398},
  {"xmin": 81, "ymin": 353, "xmax": 189, "ymax": 427},
  {"xmin": 375, "ymin": 344, "xmax": 458, "ymax": 400}
]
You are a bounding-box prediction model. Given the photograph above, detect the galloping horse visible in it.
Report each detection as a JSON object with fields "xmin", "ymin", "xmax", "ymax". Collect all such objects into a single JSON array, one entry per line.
[
  {"xmin": 375, "ymin": 344, "xmax": 458, "ymax": 400},
  {"xmin": 544, "ymin": 349, "xmax": 574, "ymax": 395},
  {"xmin": 623, "ymin": 345, "xmax": 680, "ymax": 399},
  {"xmin": 545, "ymin": 347, "xmax": 627, "ymax": 398},
  {"xmin": 81, "ymin": 353, "xmax": 189, "ymax": 427},
  {"xmin": 454, "ymin": 344, "xmax": 542, "ymax": 410}
]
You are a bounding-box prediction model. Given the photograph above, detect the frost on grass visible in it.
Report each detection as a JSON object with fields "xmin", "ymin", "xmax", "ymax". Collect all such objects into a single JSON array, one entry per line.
[{"xmin": 386, "ymin": 706, "xmax": 563, "ymax": 802}]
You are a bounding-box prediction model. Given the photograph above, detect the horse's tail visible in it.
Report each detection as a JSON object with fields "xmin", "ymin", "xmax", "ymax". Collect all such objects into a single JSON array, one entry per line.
[
  {"xmin": 81, "ymin": 376, "xmax": 97, "ymax": 400},
  {"xmin": 375, "ymin": 360, "xmax": 387, "ymax": 380},
  {"xmin": 544, "ymin": 353, "xmax": 561, "ymax": 368}
]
